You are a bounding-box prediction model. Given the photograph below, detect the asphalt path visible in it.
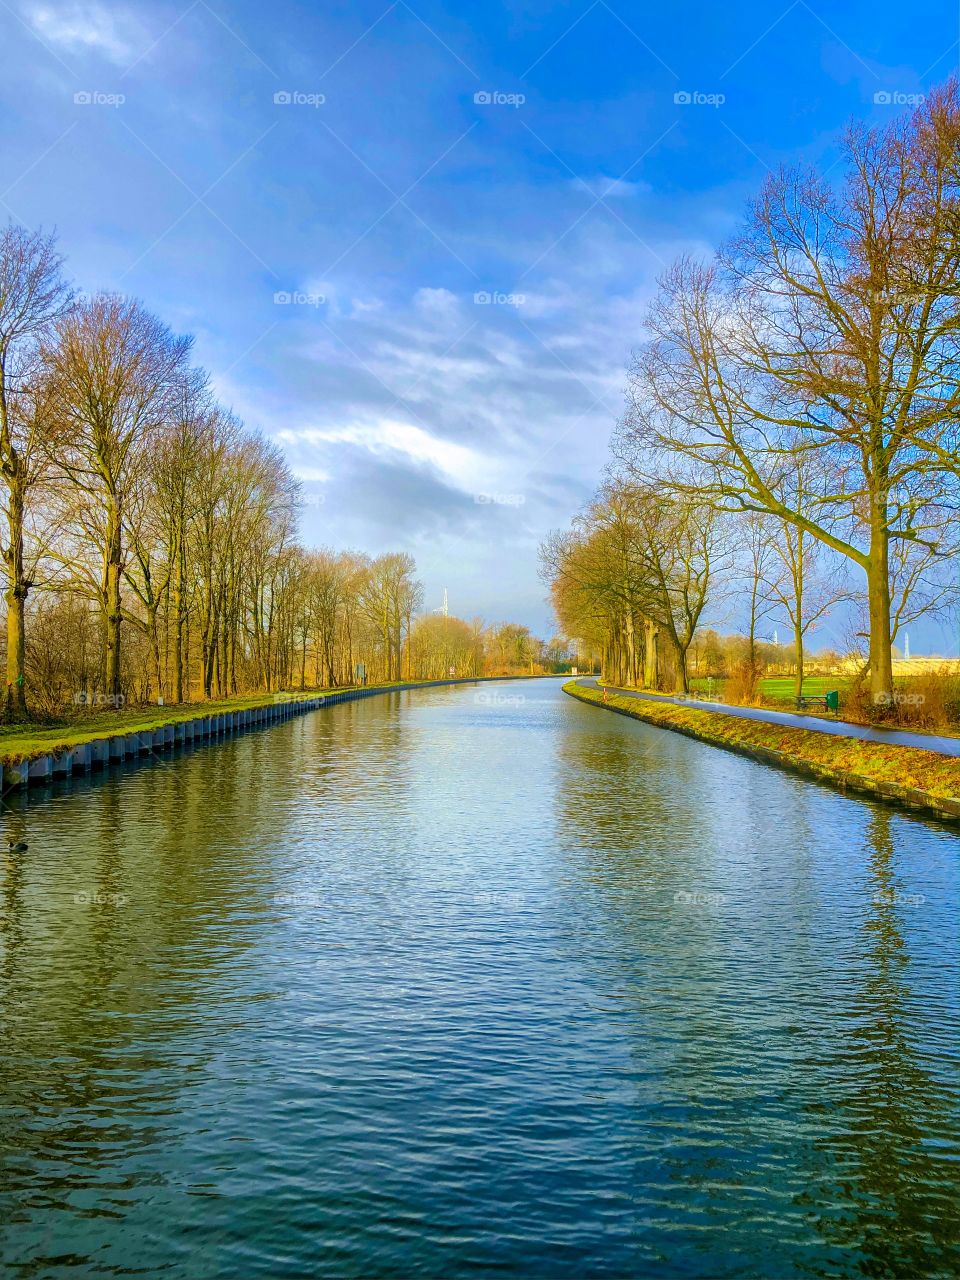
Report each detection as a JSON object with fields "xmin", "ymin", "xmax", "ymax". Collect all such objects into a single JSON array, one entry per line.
[{"xmin": 576, "ymin": 678, "xmax": 960, "ymax": 759}]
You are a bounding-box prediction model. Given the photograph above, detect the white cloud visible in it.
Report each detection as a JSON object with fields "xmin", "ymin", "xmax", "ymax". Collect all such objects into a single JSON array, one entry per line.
[
  {"xmin": 280, "ymin": 418, "xmax": 487, "ymax": 489},
  {"xmin": 349, "ymin": 297, "xmax": 384, "ymax": 316},
  {"xmin": 26, "ymin": 3, "xmax": 142, "ymax": 64},
  {"xmin": 413, "ymin": 286, "xmax": 459, "ymax": 318},
  {"xmin": 299, "ymin": 279, "xmax": 385, "ymax": 320},
  {"xmin": 570, "ymin": 176, "xmax": 651, "ymax": 200},
  {"xmin": 290, "ymin": 465, "xmax": 331, "ymax": 482}
]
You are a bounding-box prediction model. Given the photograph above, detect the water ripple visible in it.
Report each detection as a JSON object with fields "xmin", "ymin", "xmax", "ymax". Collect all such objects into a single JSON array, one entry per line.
[{"xmin": 1, "ymin": 682, "xmax": 958, "ymax": 1278}]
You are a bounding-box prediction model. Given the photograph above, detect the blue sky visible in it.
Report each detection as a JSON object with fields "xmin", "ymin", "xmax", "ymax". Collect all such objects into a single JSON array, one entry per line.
[{"xmin": 1, "ymin": 0, "xmax": 957, "ymax": 651}]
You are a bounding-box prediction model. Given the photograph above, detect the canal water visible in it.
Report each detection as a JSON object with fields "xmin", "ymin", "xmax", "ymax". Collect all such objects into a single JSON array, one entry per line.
[{"xmin": 1, "ymin": 680, "xmax": 958, "ymax": 1278}]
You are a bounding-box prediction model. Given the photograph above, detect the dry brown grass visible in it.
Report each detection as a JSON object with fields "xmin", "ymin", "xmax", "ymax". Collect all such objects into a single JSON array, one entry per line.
[
  {"xmin": 725, "ymin": 660, "xmax": 762, "ymax": 705},
  {"xmin": 842, "ymin": 664, "xmax": 960, "ymax": 730}
]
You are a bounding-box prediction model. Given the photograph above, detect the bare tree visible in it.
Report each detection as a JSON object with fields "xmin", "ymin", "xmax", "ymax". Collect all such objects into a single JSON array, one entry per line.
[
  {"xmin": 763, "ymin": 521, "xmax": 851, "ymax": 698},
  {"xmin": 148, "ymin": 371, "xmax": 212, "ymax": 701},
  {"xmin": 45, "ymin": 294, "xmax": 192, "ymax": 701},
  {"xmin": 619, "ymin": 82, "xmax": 960, "ymax": 704},
  {"xmin": 632, "ymin": 492, "xmax": 722, "ymax": 693},
  {"xmin": 0, "ymin": 223, "xmax": 71, "ymax": 717},
  {"xmin": 739, "ymin": 510, "xmax": 780, "ymax": 679},
  {"xmin": 0, "ymin": 236, "xmax": 548, "ymax": 714}
]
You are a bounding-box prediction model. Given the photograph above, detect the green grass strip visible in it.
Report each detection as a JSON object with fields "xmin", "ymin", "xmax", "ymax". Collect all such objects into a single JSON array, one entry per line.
[
  {"xmin": 0, "ymin": 678, "xmax": 508, "ymax": 764},
  {"xmin": 564, "ymin": 680, "xmax": 960, "ymax": 819}
]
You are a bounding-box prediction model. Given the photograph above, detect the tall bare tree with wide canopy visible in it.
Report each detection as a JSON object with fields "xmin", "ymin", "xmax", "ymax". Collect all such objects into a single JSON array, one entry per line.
[
  {"xmin": 44, "ymin": 294, "xmax": 192, "ymax": 701},
  {"xmin": 618, "ymin": 81, "xmax": 960, "ymax": 703}
]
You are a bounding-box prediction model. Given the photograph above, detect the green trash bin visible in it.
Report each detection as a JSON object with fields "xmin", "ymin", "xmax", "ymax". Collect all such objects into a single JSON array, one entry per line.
[{"xmin": 825, "ymin": 689, "xmax": 840, "ymax": 713}]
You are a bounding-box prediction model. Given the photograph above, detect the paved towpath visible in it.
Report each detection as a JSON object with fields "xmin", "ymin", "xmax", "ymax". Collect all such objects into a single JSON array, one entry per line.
[{"xmin": 575, "ymin": 678, "xmax": 960, "ymax": 759}]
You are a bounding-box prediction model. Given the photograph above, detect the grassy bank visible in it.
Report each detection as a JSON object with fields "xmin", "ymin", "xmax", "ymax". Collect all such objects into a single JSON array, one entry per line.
[
  {"xmin": 685, "ymin": 671, "xmax": 959, "ymax": 738},
  {"xmin": 565, "ymin": 681, "xmax": 960, "ymax": 821},
  {"xmin": 0, "ymin": 677, "xmax": 511, "ymax": 765}
]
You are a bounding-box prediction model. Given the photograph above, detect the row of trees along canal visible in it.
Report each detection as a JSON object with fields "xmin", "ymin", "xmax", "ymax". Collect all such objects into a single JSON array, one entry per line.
[
  {"xmin": 0, "ymin": 233, "xmax": 560, "ymax": 721},
  {"xmin": 542, "ymin": 81, "xmax": 960, "ymax": 704}
]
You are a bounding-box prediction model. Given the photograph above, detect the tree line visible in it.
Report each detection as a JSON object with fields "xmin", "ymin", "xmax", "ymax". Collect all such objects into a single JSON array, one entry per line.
[
  {"xmin": 543, "ymin": 82, "xmax": 960, "ymax": 703},
  {"xmin": 0, "ymin": 228, "xmax": 556, "ymax": 719}
]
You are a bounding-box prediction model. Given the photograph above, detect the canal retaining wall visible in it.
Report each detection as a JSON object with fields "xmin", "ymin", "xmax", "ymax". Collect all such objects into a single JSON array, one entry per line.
[
  {"xmin": 1, "ymin": 678, "xmax": 524, "ymax": 793},
  {"xmin": 564, "ymin": 681, "xmax": 960, "ymax": 827}
]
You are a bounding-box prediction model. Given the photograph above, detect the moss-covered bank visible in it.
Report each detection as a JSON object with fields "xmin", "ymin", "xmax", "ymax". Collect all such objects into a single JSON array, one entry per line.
[
  {"xmin": 1, "ymin": 676, "xmax": 548, "ymax": 790},
  {"xmin": 564, "ymin": 681, "xmax": 960, "ymax": 825}
]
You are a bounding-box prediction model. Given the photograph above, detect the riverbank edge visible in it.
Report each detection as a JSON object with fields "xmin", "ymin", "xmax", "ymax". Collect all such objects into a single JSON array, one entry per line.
[
  {"xmin": 619, "ymin": 683, "xmax": 960, "ymax": 745},
  {"xmin": 0, "ymin": 676, "xmax": 543, "ymax": 791},
  {"xmin": 563, "ymin": 681, "xmax": 960, "ymax": 825}
]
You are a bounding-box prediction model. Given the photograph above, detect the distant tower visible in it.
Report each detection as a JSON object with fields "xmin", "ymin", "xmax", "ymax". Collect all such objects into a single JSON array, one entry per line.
[
  {"xmin": 904, "ymin": 632, "xmax": 910, "ymax": 660},
  {"xmin": 773, "ymin": 629, "xmax": 779, "ymax": 647},
  {"xmin": 442, "ymin": 588, "xmax": 448, "ymax": 618}
]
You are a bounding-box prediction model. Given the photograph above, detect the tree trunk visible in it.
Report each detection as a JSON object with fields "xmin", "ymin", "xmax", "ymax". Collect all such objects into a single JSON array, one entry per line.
[
  {"xmin": 173, "ymin": 549, "xmax": 185, "ymax": 703},
  {"xmin": 624, "ymin": 606, "xmax": 636, "ymax": 688},
  {"xmin": 794, "ymin": 623, "xmax": 804, "ymax": 699},
  {"xmin": 867, "ymin": 517, "xmax": 894, "ymax": 704},
  {"xmin": 218, "ymin": 599, "xmax": 228, "ymax": 696},
  {"xmin": 748, "ymin": 580, "xmax": 758, "ymax": 677},
  {"xmin": 672, "ymin": 633, "xmax": 689, "ymax": 694},
  {"xmin": 643, "ymin": 619, "xmax": 658, "ymax": 689},
  {"xmin": 204, "ymin": 611, "xmax": 218, "ymax": 699},
  {"xmin": 148, "ymin": 605, "xmax": 163, "ymax": 701},
  {"xmin": 325, "ymin": 637, "xmax": 335, "ymax": 688},
  {"xmin": 4, "ymin": 483, "xmax": 28, "ymax": 720},
  {"xmin": 104, "ymin": 504, "xmax": 123, "ymax": 702}
]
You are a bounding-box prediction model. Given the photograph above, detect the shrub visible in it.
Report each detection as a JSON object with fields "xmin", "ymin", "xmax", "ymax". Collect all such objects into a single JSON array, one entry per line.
[
  {"xmin": 842, "ymin": 665, "xmax": 959, "ymax": 729},
  {"xmin": 886, "ymin": 666, "xmax": 960, "ymax": 729},
  {"xmin": 725, "ymin": 659, "xmax": 761, "ymax": 705}
]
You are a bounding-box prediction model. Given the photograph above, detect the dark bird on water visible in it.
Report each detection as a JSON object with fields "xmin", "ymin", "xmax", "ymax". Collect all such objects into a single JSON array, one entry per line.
[{"xmin": 7, "ymin": 840, "xmax": 28, "ymax": 853}]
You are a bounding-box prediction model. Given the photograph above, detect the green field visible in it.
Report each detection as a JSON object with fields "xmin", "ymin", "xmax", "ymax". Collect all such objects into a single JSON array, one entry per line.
[
  {"xmin": 758, "ymin": 675, "xmax": 849, "ymax": 704},
  {"xmin": 688, "ymin": 674, "xmax": 850, "ymax": 705}
]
